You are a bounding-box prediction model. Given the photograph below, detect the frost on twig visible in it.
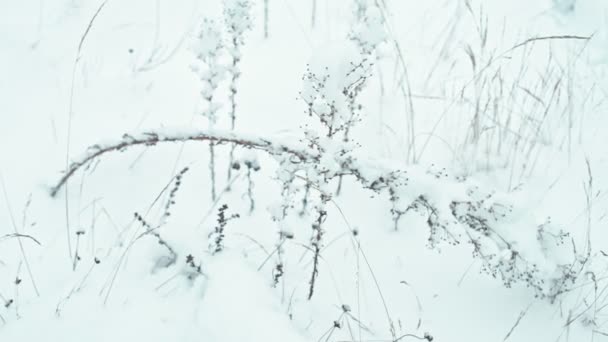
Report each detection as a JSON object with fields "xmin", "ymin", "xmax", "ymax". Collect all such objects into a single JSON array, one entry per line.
[
  {"xmin": 224, "ymin": 0, "xmax": 253, "ymax": 184},
  {"xmin": 349, "ymin": 2, "xmax": 387, "ymax": 55},
  {"xmin": 192, "ymin": 18, "xmax": 227, "ymax": 201}
]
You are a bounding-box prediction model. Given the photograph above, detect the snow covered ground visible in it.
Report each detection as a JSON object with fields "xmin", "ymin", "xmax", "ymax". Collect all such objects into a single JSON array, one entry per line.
[{"xmin": 1, "ymin": 0, "xmax": 608, "ymax": 341}]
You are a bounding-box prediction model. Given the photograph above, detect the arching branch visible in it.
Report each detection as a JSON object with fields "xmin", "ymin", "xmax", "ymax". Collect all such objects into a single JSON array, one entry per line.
[
  {"xmin": 49, "ymin": 126, "xmax": 581, "ymax": 301},
  {"xmin": 50, "ymin": 128, "xmax": 311, "ymax": 197}
]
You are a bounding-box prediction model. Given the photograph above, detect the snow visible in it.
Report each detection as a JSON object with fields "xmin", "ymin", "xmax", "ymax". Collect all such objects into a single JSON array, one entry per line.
[{"xmin": 2, "ymin": 0, "xmax": 608, "ymax": 341}]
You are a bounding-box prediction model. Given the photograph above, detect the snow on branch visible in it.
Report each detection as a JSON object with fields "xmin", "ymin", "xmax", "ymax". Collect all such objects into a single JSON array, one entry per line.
[
  {"xmin": 50, "ymin": 127, "xmax": 582, "ymax": 300},
  {"xmin": 49, "ymin": 128, "xmax": 310, "ymax": 198}
]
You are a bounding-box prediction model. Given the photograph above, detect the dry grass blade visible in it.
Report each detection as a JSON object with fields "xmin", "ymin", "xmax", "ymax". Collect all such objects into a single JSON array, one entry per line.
[
  {"xmin": 0, "ymin": 174, "xmax": 40, "ymax": 297},
  {"xmin": 77, "ymin": 0, "xmax": 109, "ymax": 54},
  {"xmin": 503, "ymin": 302, "xmax": 533, "ymax": 341},
  {"xmin": 65, "ymin": 0, "xmax": 110, "ymax": 261},
  {"xmin": 472, "ymin": 35, "xmax": 592, "ymax": 84},
  {"xmin": 0, "ymin": 234, "xmax": 41, "ymax": 246}
]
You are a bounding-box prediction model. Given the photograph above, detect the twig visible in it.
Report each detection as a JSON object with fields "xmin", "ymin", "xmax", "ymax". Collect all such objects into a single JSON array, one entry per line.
[{"xmin": 51, "ymin": 129, "xmax": 308, "ymax": 197}]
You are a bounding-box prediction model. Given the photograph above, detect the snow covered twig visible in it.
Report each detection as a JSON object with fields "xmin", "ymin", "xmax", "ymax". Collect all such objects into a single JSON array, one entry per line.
[
  {"xmin": 50, "ymin": 126, "xmax": 581, "ymax": 300},
  {"xmin": 50, "ymin": 128, "xmax": 308, "ymax": 198}
]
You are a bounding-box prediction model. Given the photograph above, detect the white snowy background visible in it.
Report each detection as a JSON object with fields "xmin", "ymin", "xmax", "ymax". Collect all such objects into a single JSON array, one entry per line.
[{"xmin": 1, "ymin": 0, "xmax": 608, "ymax": 341}]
